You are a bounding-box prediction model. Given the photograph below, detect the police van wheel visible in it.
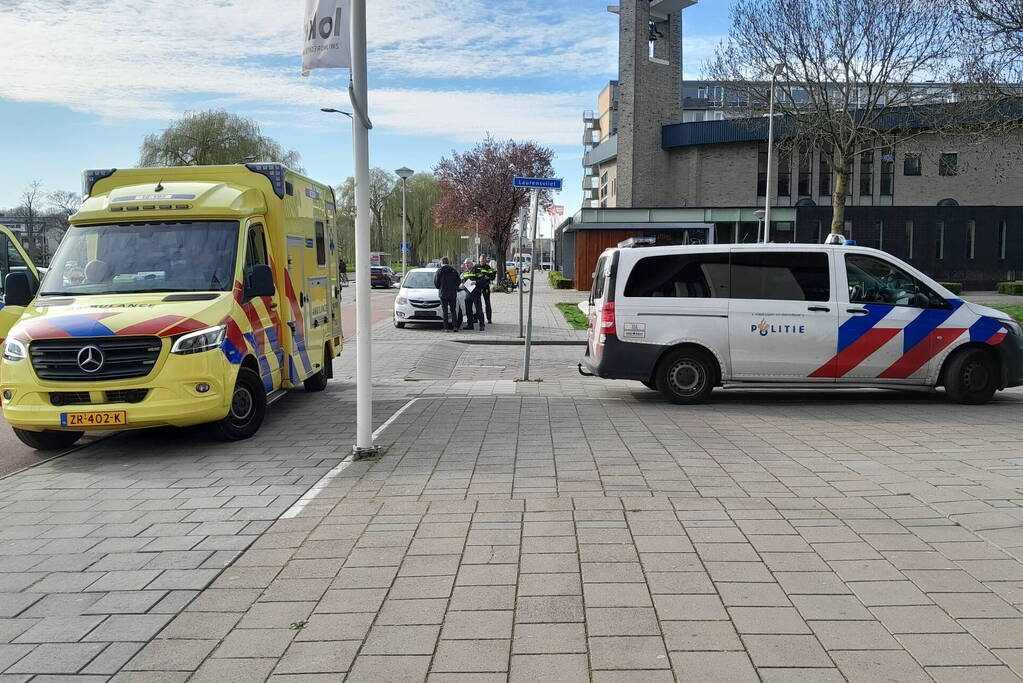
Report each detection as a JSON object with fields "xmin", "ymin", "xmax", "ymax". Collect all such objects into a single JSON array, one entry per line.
[
  {"xmin": 304, "ymin": 348, "xmax": 331, "ymax": 393},
  {"xmin": 656, "ymin": 348, "xmax": 716, "ymax": 404},
  {"xmin": 209, "ymin": 368, "xmax": 266, "ymax": 441},
  {"xmin": 944, "ymin": 348, "xmax": 998, "ymax": 405},
  {"xmin": 12, "ymin": 428, "xmax": 83, "ymax": 451}
]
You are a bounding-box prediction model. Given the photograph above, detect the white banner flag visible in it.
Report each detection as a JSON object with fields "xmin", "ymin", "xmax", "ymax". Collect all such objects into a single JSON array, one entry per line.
[{"xmin": 302, "ymin": 0, "xmax": 352, "ymax": 74}]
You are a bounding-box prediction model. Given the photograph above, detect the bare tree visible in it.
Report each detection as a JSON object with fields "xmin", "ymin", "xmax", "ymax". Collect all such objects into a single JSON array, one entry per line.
[
  {"xmin": 47, "ymin": 189, "xmax": 82, "ymax": 237},
  {"xmin": 953, "ymin": 0, "xmax": 1023, "ymax": 95},
  {"xmin": 707, "ymin": 0, "xmax": 958, "ymax": 234},
  {"xmin": 13, "ymin": 180, "xmax": 45, "ymax": 262}
]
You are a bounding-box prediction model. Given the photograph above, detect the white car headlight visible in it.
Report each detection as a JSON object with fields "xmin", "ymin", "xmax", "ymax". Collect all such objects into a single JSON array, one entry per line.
[
  {"xmin": 171, "ymin": 325, "xmax": 227, "ymax": 355},
  {"xmin": 2, "ymin": 338, "xmax": 27, "ymax": 362},
  {"xmin": 396, "ymin": 297, "xmax": 408, "ymax": 305}
]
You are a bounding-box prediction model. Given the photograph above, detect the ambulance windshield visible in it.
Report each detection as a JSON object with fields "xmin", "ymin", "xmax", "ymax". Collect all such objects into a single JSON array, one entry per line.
[{"xmin": 40, "ymin": 221, "xmax": 238, "ymax": 296}]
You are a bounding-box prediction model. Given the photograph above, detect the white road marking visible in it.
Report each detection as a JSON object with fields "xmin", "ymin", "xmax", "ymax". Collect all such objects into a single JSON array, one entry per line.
[{"xmin": 281, "ymin": 397, "xmax": 423, "ymax": 519}]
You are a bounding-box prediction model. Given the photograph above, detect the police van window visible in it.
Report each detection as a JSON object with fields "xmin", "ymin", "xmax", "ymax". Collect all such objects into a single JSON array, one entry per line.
[
  {"xmin": 245, "ymin": 224, "xmax": 268, "ymax": 269},
  {"xmin": 846, "ymin": 254, "xmax": 945, "ymax": 308},
  {"xmin": 315, "ymin": 221, "xmax": 326, "ymax": 267},
  {"xmin": 624, "ymin": 253, "xmax": 729, "ymax": 298},
  {"xmin": 730, "ymin": 252, "xmax": 830, "ymax": 302},
  {"xmin": 590, "ymin": 256, "xmax": 608, "ymax": 303}
]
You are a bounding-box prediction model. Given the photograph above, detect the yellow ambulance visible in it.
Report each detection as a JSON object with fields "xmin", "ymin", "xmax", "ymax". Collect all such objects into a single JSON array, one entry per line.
[{"xmin": 0, "ymin": 164, "xmax": 343, "ymax": 450}]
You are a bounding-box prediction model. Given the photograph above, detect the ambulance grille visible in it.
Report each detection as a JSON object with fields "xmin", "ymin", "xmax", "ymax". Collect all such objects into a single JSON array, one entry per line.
[{"xmin": 30, "ymin": 337, "xmax": 162, "ymax": 381}]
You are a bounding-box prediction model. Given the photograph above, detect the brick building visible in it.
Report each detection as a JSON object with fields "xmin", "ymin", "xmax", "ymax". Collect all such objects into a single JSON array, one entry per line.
[{"xmin": 562, "ymin": 0, "xmax": 1023, "ymax": 290}]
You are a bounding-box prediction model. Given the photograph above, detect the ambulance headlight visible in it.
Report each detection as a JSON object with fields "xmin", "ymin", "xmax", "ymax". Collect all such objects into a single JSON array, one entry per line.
[
  {"xmin": 2, "ymin": 338, "xmax": 27, "ymax": 362},
  {"xmin": 171, "ymin": 325, "xmax": 227, "ymax": 355}
]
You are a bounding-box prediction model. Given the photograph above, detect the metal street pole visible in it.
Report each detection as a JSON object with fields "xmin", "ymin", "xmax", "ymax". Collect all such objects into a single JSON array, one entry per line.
[
  {"xmin": 395, "ymin": 167, "xmax": 413, "ymax": 276},
  {"xmin": 522, "ymin": 189, "xmax": 540, "ymax": 380},
  {"xmin": 517, "ymin": 205, "xmax": 526, "ymax": 338},
  {"xmin": 351, "ymin": 0, "xmax": 375, "ymax": 457},
  {"xmin": 763, "ymin": 63, "xmax": 784, "ymax": 243}
]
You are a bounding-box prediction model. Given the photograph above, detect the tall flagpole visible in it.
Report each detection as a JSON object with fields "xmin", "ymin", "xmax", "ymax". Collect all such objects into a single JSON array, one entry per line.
[{"xmin": 351, "ymin": 0, "xmax": 375, "ymax": 456}]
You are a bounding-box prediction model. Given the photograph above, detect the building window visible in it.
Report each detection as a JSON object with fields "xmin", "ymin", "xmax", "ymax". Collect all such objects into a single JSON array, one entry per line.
[
  {"xmin": 904, "ymin": 153, "xmax": 921, "ymax": 176},
  {"xmin": 757, "ymin": 143, "xmax": 768, "ymax": 196},
  {"xmin": 936, "ymin": 221, "xmax": 945, "ymax": 259},
  {"xmin": 798, "ymin": 147, "xmax": 812, "ymax": 196},
  {"xmin": 939, "ymin": 153, "xmax": 958, "ymax": 176},
  {"xmin": 819, "ymin": 155, "xmax": 832, "ymax": 196},
  {"xmin": 697, "ymin": 86, "xmax": 708, "ymax": 99},
  {"xmin": 906, "ymin": 221, "xmax": 914, "ymax": 259},
  {"xmin": 968, "ymin": 220, "xmax": 976, "ymax": 259},
  {"xmin": 600, "ymin": 171, "xmax": 608, "ymax": 184},
  {"xmin": 777, "ymin": 148, "xmax": 792, "ymax": 197},
  {"xmin": 999, "ymin": 220, "xmax": 1007, "ymax": 259},
  {"xmin": 880, "ymin": 149, "xmax": 894, "ymax": 196},
  {"xmin": 859, "ymin": 149, "xmax": 873, "ymax": 196}
]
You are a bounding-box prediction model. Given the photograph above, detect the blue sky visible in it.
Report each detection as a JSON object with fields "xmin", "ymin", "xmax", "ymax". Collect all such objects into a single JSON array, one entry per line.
[{"xmin": 0, "ymin": 0, "xmax": 732, "ymax": 238}]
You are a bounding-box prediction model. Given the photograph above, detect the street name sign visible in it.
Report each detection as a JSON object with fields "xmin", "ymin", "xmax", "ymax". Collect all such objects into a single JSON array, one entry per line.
[{"xmin": 513, "ymin": 177, "xmax": 563, "ymax": 190}]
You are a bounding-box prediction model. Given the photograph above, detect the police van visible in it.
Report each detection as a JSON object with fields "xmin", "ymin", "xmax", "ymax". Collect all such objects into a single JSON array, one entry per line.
[
  {"xmin": 580, "ymin": 238, "xmax": 1023, "ymax": 404},
  {"xmin": 0, "ymin": 164, "xmax": 343, "ymax": 450}
]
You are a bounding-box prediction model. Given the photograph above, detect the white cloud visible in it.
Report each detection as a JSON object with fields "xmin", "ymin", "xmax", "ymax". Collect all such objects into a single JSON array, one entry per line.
[{"xmin": 0, "ymin": 0, "xmax": 615, "ymax": 146}]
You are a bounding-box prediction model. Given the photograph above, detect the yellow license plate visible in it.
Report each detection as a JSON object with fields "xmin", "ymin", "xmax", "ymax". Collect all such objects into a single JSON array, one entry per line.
[{"xmin": 60, "ymin": 411, "xmax": 127, "ymax": 428}]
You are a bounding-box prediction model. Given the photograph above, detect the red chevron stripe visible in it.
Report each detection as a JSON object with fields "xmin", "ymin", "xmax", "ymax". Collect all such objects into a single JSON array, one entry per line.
[
  {"xmin": 809, "ymin": 328, "xmax": 900, "ymax": 378},
  {"xmin": 117, "ymin": 315, "xmax": 186, "ymax": 336},
  {"xmin": 161, "ymin": 318, "xmax": 208, "ymax": 337},
  {"xmin": 989, "ymin": 332, "xmax": 1007, "ymax": 346},
  {"xmin": 878, "ymin": 328, "xmax": 967, "ymax": 379}
]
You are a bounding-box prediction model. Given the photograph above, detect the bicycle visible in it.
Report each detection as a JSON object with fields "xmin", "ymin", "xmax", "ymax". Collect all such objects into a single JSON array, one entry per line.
[{"xmin": 339, "ymin": 271, "xmax": 350, "ymax": 287}]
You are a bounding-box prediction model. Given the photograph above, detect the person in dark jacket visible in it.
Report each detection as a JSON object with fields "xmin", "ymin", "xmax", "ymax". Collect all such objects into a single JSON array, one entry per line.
[{"xmin": 433, "ymin": 257, "xmax": 461, "ymax": 332}]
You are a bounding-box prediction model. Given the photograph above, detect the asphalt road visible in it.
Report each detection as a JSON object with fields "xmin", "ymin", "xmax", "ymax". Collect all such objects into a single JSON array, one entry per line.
[{"xmin": 0, "ymin": 284, "xmax": 399, "ymax": 476}]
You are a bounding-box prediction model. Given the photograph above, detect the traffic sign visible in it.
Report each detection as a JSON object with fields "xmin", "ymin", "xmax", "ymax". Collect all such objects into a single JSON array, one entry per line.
[
  {"xmin": 400, "ymin": 242, "xmax": 410, "ymax": 254},
  {"xmin": 513, "ymin": 177, "xmax": 563, "ymax": 190}
]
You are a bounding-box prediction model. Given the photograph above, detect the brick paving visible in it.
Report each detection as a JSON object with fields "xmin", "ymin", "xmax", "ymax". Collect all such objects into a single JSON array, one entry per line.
[{"xmin": 3, "ymin": 276, "xmax": 1023, "ymax": 680}]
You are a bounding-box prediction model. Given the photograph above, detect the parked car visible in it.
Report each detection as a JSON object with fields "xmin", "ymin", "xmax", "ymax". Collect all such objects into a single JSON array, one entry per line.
[
  {"xmin": 394, "ymin": 268, "xmax": 444, "ymax": 328},
  {"xmin": 383, "ymin": 266, "xmax": 401, "ymax": 283},
  {"xmin": 370, "ymin": 266, "xmax": 393, "ymax": 288},
  {"xmin": 580, "ymin": 240, "xmax": 1023, "ymax": 405}
]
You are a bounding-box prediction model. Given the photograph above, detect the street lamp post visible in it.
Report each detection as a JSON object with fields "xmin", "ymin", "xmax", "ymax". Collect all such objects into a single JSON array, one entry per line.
[
  {"xmin": 395, "ymin": 167, "xmax": 413, "ymax": 278},
  {"xmin": 763, "ymin": 62, "xmax": 785, "ymax": 243}
]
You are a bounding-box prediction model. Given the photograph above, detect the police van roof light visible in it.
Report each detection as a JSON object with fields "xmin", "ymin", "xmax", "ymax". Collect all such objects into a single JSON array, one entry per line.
[
  {"xmin": 618, "ymin": 236, "xmax": 656, "ymax": 248},
  {"xmin": 823, "ymin": 233, "xmax": 846, "ymax": 245}
]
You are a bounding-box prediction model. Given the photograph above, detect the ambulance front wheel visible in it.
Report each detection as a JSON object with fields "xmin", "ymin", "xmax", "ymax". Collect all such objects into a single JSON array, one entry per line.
[
  {"xmin": 944, "ymin": 347, "xmax": 998, "ymax": 405},
  {"xmin": 209, "ymin": 368, "xmax": 267, "ymax": 441},
  {"xmin": 12, "ymin": 428, "xmax": 83, "ymax": 451}
]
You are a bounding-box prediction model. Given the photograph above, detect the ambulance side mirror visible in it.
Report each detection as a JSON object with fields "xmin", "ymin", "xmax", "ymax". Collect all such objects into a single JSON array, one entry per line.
[
  {"xmin": 4, "ymin": 272, "xmax": 34, "ymax": 307},
  {"xmin": 245, "ymin": 264, "xmax": 276, "ymax": 299}
]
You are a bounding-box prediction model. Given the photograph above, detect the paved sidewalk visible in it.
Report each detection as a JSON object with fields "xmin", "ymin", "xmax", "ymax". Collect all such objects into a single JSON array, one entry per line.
[{"xmin": 123, "ymin": 390, "xmax": 1023, "ymax": 682}]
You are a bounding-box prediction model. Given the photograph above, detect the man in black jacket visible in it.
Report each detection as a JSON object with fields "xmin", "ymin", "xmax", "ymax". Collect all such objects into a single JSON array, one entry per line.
[{"xmin": 433, "ymin": 257, "xmax": 461, "ymax": 332}]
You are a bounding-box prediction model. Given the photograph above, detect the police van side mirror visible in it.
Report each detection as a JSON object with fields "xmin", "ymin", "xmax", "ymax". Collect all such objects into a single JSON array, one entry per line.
[
  {"xmin": 4, "ymin": 272, "xmax": 34, "ymax": 307},
  {"xmin": 245, "ymin": 264, "xmax": 276, "ymax": 299},
  {"xmin": 910, "ymin": 292, "xmax": 930, "ymax": 308}
]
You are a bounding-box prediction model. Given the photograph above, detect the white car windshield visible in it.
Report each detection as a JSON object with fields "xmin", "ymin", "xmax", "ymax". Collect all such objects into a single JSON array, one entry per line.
[
  {"xmin": 40, "ymin": 221, "xmax": 239, "ymax": 296},
  {"xmin": 402, "ymin": 271, "xmax": 437, "ymax": 289}
]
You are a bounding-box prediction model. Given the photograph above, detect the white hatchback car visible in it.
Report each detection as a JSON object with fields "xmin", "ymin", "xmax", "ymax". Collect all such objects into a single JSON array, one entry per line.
[
  {"xmin": 393, "ymin": 267, "xmax": 444, "ymax": 328},
  {"xmin": 580, "ymin": 241, "xmax": 1023, "ymax": 405}
]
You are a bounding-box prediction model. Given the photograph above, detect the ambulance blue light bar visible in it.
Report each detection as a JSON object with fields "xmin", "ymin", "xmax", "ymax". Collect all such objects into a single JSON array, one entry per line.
[
  {"xmin": 82, "ymin": 168, "xmax": 117, "ymax": 197},
  {"xmin": 246, "ymin": 163, "xmax": 288, "ymax": 198}
]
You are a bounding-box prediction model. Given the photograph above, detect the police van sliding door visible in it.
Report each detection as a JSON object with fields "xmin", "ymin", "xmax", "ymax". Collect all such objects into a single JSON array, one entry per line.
[{"xmin": 727, "ymin": 250, "xmax": 838, "ymax": 380}]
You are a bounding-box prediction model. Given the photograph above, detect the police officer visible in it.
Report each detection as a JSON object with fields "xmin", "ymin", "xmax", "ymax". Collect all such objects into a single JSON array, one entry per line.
[
  {"xmin": 460, "ymin": 259, "xmax": 485, "ymax": 331},
  {"xmin": 476, "ymin": 257, "xmax": 496, "ymax": 325}
]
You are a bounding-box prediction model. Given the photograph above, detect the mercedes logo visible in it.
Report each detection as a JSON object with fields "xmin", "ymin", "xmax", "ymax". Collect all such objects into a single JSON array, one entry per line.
[{"xmin": 77, "ymin": 345, "xmax": 105, "ymax": 374}]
